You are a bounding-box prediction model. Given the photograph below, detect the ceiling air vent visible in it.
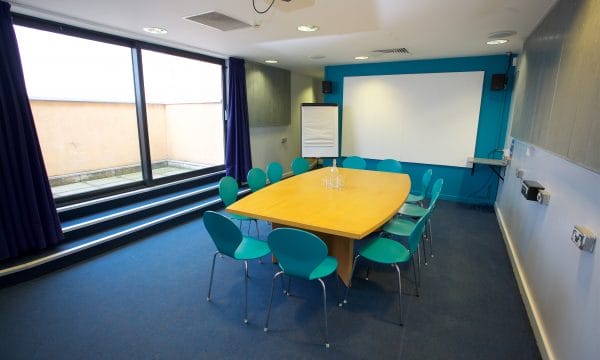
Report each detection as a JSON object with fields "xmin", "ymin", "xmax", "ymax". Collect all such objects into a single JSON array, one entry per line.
[
  {"xmin": 371, "ymin": 48, "xmax": 411, "ymax": 55},
  {"xmin": 184, "ymin": 11, "xmax": 252, "ymax": 31}
]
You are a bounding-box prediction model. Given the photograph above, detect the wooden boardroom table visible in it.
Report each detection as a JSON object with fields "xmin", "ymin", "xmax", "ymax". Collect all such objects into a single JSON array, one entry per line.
[{"xmin": 226, "ymin": 167, "xmax": 411, "ymax": 286}]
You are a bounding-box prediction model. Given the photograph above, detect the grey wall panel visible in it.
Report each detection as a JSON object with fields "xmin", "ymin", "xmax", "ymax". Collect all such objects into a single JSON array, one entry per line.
[
  {"xmin": 245, "ymin": 61, "xmax": 291, "ymax": 127},
  {"xmin": 557, "ymin": 0, "xmax": 600, "ymax": 170},
  {"xmin": 510, "ymin": 0, "xmax": 600, "ymax": 173}
]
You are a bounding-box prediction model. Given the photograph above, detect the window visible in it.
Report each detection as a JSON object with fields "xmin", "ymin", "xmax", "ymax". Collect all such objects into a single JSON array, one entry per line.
[
  {"xmin": 14, "ymin": 22, "xmax": 225, "ymax": 202},
  {"xmin": 141, "ymin": 49, "xmax": 225, "ymax": 180}
]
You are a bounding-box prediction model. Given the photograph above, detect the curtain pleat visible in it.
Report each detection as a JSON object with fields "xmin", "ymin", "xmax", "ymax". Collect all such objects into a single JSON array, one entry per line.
[{"xmin": 0, "ymin": 1, "xmax": 63, "ymax": 260}]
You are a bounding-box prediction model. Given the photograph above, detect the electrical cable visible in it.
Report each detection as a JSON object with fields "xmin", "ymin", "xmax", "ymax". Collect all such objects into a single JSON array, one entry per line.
[{"xmin": 253, "ymin": 0, "xmax": 276, "ymax": 14}]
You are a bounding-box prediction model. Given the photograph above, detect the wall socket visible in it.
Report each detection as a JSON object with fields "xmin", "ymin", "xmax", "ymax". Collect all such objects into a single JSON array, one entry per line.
[
  {"xmin": 516, "ymin": 168, "xmax": 525, "ymax": 179},
  {"xmin": 571, "ymin": 225, "xmax": 596, "ymax": 253}
]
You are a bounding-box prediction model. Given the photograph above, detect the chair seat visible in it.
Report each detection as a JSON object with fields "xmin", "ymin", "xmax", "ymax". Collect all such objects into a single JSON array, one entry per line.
[
  {"xmin": 234, "ymin": 236, "xmax": 271, "ymax": 260},
  {"xmin": 359, "ymin": 237, "xmax": 411, "ymax": 264},
  {"xmin": 230, "ymin": 213, "xmax": 252, "ymax": 222},
  {"xmin": 399, "ymin": 203, "xmax": 427, "ymax": 217},
  {"xmin": 308, "ymin": 256, "xmax": 338, "ymax": 280},
  {"xmin": 382, "ymin": 217, "xmax": 416, "ymax": 237},
  {"xmin": 406, "ymin": 193, "xmax": 424, "ymax": 203}
]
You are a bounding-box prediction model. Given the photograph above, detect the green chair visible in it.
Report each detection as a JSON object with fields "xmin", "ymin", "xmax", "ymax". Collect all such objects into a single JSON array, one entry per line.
[
  {"xmin": 291, "ymin": 157, "xmax": 309, "ymax": 175},
  {"xmin": 203, "ymin": 211, "xmax": 271, "ymax": 324},
  {"xmin": 266, "ymin": 162, "xmax": 283, "ymax": 184},
  {"xmin": 342, "ymin": 156, "xmax": 367, "ymax": 170},
  {"xmin": 344, "ymin": 212, "xmax": 429, "ymax": 325},
  {"xmin": 218, "ymin": 176, "xmax": 259, "ymax": 237},
  {"xmin": 376, "ymin": 159, "xmax": 403, "ymax": 173},
  {"xmin": 247, "ymin": 167, "xmax": 267, "ymax": 192},
  {"xmin": 397, "ymin": 178, "xmax": 444, "ymax": 262},
  {"xmin": 264, "ymin": 228, "xmax": 339, "ymax": 348},
  {"xmin": 405, "ymin": 169, "xmax": 432, "ymax": 205}
]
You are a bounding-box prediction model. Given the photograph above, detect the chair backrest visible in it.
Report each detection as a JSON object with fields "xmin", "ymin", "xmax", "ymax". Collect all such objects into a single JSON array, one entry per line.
[
  {"xmin": 291, "ymin": 157, "xmax": 309, "ymax": 175},
  {"xmin": 407, "ymin": 209, "xmax": 430, "ymax": 254},
  {"xmin": 376, "ymin": 159, "xmax": 402, "ymax": 173},
  {"xmin": 427, "ymin": 178, "xmax": 444, "ymax": 210},
  {"xmin": 418, "ymin": 169, "xmax": 433, "ymax": 196},
  {"xmin": 268, "ymin": 228, "xmax": 328, "ymax": 279},
  {"xmin": 219, "ymin": 176, "xmax": 239, "ymax": 207},
  {"xmin": 247, "ymin": 168, "xmax": 267, "ymax": 192},
  {"xmin": 266, "ymin": 162, "xmax": 283, "ymax": 184},
  {"xmin": 203, "ymin": 211, "xmax": 243, "ymax": 257},
  {"xmin": 343, "ymin": 156, "xmax": 367, "ymax": 170}
]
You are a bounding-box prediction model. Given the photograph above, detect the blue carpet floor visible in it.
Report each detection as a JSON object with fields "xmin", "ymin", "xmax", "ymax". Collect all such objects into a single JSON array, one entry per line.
[{"xmin": 0, "ymin": 201, "xmax": 540, "ymax": 359}]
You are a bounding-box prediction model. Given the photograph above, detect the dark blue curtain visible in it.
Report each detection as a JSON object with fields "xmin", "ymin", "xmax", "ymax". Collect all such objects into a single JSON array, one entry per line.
[
  {"xmin": 0, "ymin": 1, "xmax": 63, "ymax": 261},
  {"xmin": 225, "ymin": 57, "xmax": 252, "ymax": 183}
]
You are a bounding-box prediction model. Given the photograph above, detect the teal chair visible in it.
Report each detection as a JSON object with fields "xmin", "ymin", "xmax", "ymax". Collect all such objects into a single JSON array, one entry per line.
[
  {"xmin": 264, "ymin": 228, "xmax": 339, "ymax": 348},
  {"xmin": 266, "ymin": 162, "xmax": 283, "ymax": 184},
  {"xmin": 247, "ymin": 167, "xmax": 267, "ymax": 192},
  {"xmin": 291, "ymin": 157, "xmax": 309, "ymax": 175},
  {"xmin": 203, "ymin": 211, "xmax": 271, "ymax": 324},
  {"xmin": 405, "ymin": 169, "xmax": 432, "ymax": 205},
  {"xmin": 218, "ymin": 176, "xmax": 259, "ymax": 237},
  {"xmin": 344, "ymin": 212, "xmax": 429, "ymax": 325},
  {"xmin": 342, "ymin": 156, "xmax": 367, "ymax": 170},
  {"xmin": 397, "ymin": 178, "xmax": 444, "ymax": 262},
  {"xmin": 376, "ymin": 159, "xmax": 403, "ymax": 173}
]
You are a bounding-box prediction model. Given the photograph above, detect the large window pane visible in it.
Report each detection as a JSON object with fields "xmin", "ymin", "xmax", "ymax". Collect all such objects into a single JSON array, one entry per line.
[
  {"xmin": 141, "ymin": 50, "xmax": 225, "ymax": 180},
  {"xmin": 15, "ymin": 26, "xmax": 141, "ymax": 198}
]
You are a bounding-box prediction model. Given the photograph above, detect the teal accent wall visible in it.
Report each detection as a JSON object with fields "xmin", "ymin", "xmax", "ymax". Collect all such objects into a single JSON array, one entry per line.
[{"xmin": 324, "ymin": 55, "xmax": 514, "ymax": 205}]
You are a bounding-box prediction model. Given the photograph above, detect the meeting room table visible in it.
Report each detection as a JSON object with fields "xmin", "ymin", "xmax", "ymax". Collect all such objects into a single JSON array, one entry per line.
[{"xmin": 226, "ymin": 166, "xmax": 411, "ymax": 286}]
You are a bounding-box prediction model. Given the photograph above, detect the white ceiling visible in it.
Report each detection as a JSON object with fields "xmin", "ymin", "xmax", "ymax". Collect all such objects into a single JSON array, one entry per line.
[{"xmin": 9, "ymin": 0, "xmax": 557, "ymax": 78}]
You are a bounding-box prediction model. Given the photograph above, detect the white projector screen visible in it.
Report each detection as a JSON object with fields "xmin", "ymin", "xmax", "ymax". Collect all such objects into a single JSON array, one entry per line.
[{"xmin": 342, "ymin": 71, "xmax": 484, "ymax": 168}]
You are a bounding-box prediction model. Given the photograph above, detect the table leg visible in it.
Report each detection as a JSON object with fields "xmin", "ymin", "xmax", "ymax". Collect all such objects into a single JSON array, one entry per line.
[{"xmin": 317, "ymin": 233, "xmax": 355, "ymax": 287}]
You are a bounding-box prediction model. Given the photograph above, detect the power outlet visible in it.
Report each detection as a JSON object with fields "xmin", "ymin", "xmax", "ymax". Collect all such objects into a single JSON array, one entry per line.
[
  {"xmin": 516, "ymin": 168, "xmax": 525, "ymax": 179},
  {"xmin": 571, "ymin": 225, "xmax": 596, "ymax": 253}
]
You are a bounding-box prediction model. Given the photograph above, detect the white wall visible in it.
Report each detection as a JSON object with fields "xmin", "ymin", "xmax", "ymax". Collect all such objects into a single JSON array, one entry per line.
[
  {"xmin": 249, "ymin": 73, "xmax": 321, "ymax": 174},
  {"xmin": 496, "ymin": 139, "xmax": 600, "ymax": 360}
]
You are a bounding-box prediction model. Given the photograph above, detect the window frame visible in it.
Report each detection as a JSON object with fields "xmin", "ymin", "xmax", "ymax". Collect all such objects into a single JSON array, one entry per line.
[{"xmin": 12, "ymin": 13, "xmax": 227, "ymax": 206}]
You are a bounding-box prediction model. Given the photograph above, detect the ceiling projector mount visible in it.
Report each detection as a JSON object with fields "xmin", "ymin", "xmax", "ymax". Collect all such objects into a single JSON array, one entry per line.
[{"xmin": 252, "ymin": 0, "xmax": 293, "ymax": 14}]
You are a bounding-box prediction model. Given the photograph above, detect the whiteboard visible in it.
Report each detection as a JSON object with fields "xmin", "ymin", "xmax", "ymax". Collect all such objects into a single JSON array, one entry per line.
[
  {"xmin": 301, "ymin": 103, "xmax": 339, "ymax": 158},
  {"xmin": 342, "ymin": 71, "xmax": 484, "ymax": 168}
]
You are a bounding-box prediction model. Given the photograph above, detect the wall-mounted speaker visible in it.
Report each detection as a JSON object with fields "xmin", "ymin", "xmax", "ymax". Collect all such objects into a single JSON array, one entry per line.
[
  {"xmin": 322, "ymin": 80, "xmax": 332, "ymax": 94},
  {"xmin": 491, "ymin": 74, "xmax": 507, "ymax": 91}
]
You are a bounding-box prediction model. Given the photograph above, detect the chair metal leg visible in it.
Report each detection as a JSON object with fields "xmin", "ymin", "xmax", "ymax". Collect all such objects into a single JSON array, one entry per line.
[
  {"xmin": 244, "ymin": 261, "xmax": 249, "ymax": 324},
  {"xmin": 412, "ymin": 255, "xmax": 420, "ymax": 297},
  {"xmin": 335, "ymin": 274, "xmax": 342, "ymax": 307},
  {"xmin": 344, "ymin": 254, "xmax": 361, "ymax": 304},
  {"xmin": 422, "ymin": 232, "xmax": 429, "ymax": 266},
  {"xmin": 427, "ymin": 218, "xmax": 434, "ymax": 258},
  {"xmin": 393, "ymin": 263, "xmax": 404, "ymax": 326},
  {"xmin": 207, "ymin": 251, "xmax": 219, "ymax": 301},
  {"xmin": 317, "ymin": 278, "xmax": 330, "ymax": 348},
  {"xmin": 264, "ymin": 271, "xmax": 284, "ymax": 332}
]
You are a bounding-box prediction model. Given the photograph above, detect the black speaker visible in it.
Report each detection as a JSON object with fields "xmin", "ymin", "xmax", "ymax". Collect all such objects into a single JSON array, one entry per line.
[
  {"xmin": 491, "ymin": 74, "xmax": 507, "ymax": 91},
  {"xmin": 322, "ymin": 80, "xmax": 332, "ymax": 94}
]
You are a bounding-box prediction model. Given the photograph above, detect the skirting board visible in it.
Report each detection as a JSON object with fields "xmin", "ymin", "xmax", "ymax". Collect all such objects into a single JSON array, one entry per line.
[{"xmin": 495, "ymin": 203, "xmax": 555, "ymax": 360}]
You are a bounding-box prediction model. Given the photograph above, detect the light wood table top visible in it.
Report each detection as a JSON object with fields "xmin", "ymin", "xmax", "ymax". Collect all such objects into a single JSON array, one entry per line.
[
  {"xmin": 227, "ymin": 167, "xmax": 410, "ymax": 286},
  {"xmin": 227, "ymin": 167, "xmax": 410, "ymax": 239}
]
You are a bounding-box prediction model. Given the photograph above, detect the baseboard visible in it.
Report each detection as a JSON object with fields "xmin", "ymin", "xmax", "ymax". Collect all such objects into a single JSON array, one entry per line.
[{"xmin": 494, "ymin": 203, "xmax": 555, "ymax": 360}]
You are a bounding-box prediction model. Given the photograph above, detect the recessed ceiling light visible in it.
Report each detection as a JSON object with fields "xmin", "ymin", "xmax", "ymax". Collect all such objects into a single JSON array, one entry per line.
[
  {"xmin": 297, "ymin": 25, "xmax": 319, "ymax": 32},
  {"xmin": 488, "ymin": 30, "xmax": 517, "ymax": 39},
  {"xmin": 143, "ymin": 27, "xmax": 168, "ymax": 35},
  {"xmin": 486, "ymin": 39, "xmax": 509, "ymax": 45},
  {"xmin": 265, "ymin": 60, "xmax": 278, "ymax": 64},
  {"xmin": 354, "ymin": 56, "xmax": 369, "ymax": 60}
]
